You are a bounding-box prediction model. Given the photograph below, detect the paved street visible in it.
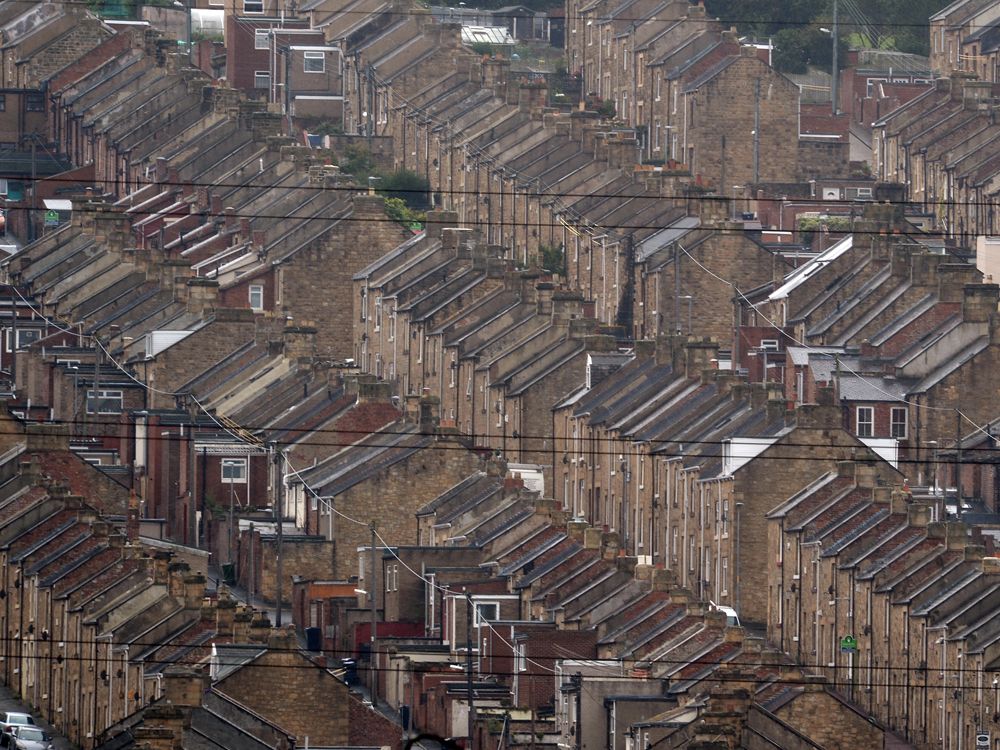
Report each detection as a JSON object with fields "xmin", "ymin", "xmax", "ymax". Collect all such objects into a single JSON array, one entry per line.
[{"xmin": 0, "ymin": 683, "xmax": 73, "ymax": 749}]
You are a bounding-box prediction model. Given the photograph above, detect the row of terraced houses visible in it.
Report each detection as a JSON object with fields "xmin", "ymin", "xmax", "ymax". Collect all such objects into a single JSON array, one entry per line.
[{"xmin": 0, "ymin": 0, "xmax": 996, "ymax": 749}]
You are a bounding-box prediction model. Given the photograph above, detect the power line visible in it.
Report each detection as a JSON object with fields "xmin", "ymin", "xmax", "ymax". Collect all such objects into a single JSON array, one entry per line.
[
  {"xmin": 0, "ymin": 0, "xmax": 965, "ymax": 32},
  {"xmin": 3, "ymin": 417, "xmax": 997, "ymax": 466},
  {"xmin": 0, "ymin": 206, "xmax": 972, "ymax": 242},
  {"xmin": 0, "ymin": 641, "xmax": 981, "ymax": 693},
  {"xmin": 10, "ymin": 172, "xmax": 1000, "ymax": 214},
  {"xmin": 0, "ymin": 634, "xmax": 972, "ymax": 677}
]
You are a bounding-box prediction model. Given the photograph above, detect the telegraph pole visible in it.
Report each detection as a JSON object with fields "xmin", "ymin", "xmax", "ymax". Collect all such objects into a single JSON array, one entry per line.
[
  {"xmin": 831, "ymin": 0, "xmax": 839, "ymax": 115},
  {"xmin": 369, "ymin": 524, "xmax": 378, "ymax": 705},
  {"xmin": 275, "ymin": 445, "xmax": 285, "ymax": 626},
  {"xmin": 466, "ymin": 592, "xmax": 475, "ymax": 750}
]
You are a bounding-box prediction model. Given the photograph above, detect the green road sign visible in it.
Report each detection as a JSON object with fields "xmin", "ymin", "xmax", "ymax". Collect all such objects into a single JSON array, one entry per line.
[
  {"xmin": 44, "ymin": 210, "xmax": 60, "ymax": 227},
  {"xmin": 840, "ymin": 635, "xmax": 857, "ymax": 653}
]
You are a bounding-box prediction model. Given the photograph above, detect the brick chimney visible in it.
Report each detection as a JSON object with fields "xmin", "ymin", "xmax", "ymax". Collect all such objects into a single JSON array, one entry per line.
[
  {"xmin": 185, "ymin": 277, "xmax": 219, "ymax": 315},
  {"xmin": 127, "ymin": 489, "xmax": 140, "ymax": 544},
  {"xmin": 283, "ymin": 324, "xmax": 318, "ymax": 363},
  {"xmin": 552, "ymin": 289, "xmax": 585, "ymax": 323},
  {"xmin": 684, "ymin": 338, "xmax": 720, "ymax": 378},
  {"xmin": 25, "ymin": 422, "xmax": 69, "ymax": 452},
  {"xmin": 536, "ymin": 282, "xmax": 555, "ymax": 315},
  {"xmin": 938, "ymin": 264, "xmax": 982, "ymax": 302},
  {"xmin": 518, "ymin": 80, "xmax": 548, "ymax": 115},
  {"xmin": 962, "ymin": 283, "xmax": 999, "ymax": 323},
  {"xmin": 419, "ymin": 393, "xmax": 440, "ymax": 434},
  {"xmin": 424, "ymin": 210, "xmax": 459, "ymax": 239}
]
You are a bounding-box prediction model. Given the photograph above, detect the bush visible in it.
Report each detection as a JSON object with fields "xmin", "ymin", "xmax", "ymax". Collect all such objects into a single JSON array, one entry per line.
[{"xmin": 383, "ymin": 197, "xmax": 426, "ymax": 230}]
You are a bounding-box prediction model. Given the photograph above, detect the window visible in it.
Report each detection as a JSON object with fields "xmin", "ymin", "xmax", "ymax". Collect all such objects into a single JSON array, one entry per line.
[
  {"xmin": 856, "ymin": 406, "xmax": 874, "ymax": 438},
  {"xmin": 515, "ymin": 643, "xmax": 526, "ymax": 672},
  {"xmin": 374, "ymin": 296, "xmax": 382, "ymax": 330},
  {"xmin": 248, "ymin": 284, "xmax": 264, "ymax": 311},
  {"xmin": 221, "ymin": 458, "xmax": 248, "ymax": 483},
  {"xmin": 5, "ymin": 328, "xmax": 40, "ymax": 351},
  {"xmin": 254, "ymin": 71, "xmax": 270, "ymax": 89},
  {"xmin": 254, "ymin": 29, "xmax": 269, "ymax": 49},
  {"xmin": 360, "ymin": 288, "xmax": 367, "ymax": 321},
  {"xmin": 0, "ymin": 95, "xmax": 6, "ymax": 112},
  {"xmin": 243, "ymin": 0, "xmax": 263, "ymax": 12},
  {"xmin": 475, "ymin": 602, "xmax": 499, "ymax": 625},
  {"xmin": 303, "ymin": 51, "xmax": 325, "ymax": 73},
  {"xmin": 86, "ymin": 389, "xmax": 123, "ymax": 415},
  {"xmin": 759, "ymin": 339, "xmax": 780, "ymax": 351},
  {"xmin": 388, "ymin": 304, "xmax": 396, "ymax": 341},
  {"xmin": 891, "ymin": 406, "xmax": 907, "ymax": 439},
  {"xmin": 25, "ymin": 94, "xmax": 43, "ymax": 112}
]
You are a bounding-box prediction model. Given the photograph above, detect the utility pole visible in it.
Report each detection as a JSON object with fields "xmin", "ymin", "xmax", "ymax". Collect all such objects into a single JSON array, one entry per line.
[
  {"xmin": 91, "ymin": 334, "xmax": 102, "ymax": 436},
  {"xmin": 229, "ymin": 477, "xmax": 235, "ymax": 568},
  {"xmin": 28, "ymin": 137, "xmax": 36, "ymax": 243},
  {"xmin": 572, "ymin": 672, "xmax": 582, "ymax": 750},
  {"xmin": 466, "ymin": 592, "xmax": 475, "ymax": 750},
  {"xmin": 369, "ymin": 524, "xmax": 378, "ymax": 705},
  {"xmin": 831, "ymin": 0, "xmax": 839, "ymax": 116},
  {"xmin": 752, "ymin": 78, "xmax": 761, "ymax": 184},
  {"xmin": 673, "ymin": 242, "xmax": 681, "ymax": 336},
  {"xmin": 956, "ymin": 411, "xmax": 963, "ymax": 508},
  {"xmin": 248, "ymin": 521, "xmax": 255, "ymax": 602},
  {"xmin": 275, "ymin": 446, "xmax": 284, "ymax": 626}
]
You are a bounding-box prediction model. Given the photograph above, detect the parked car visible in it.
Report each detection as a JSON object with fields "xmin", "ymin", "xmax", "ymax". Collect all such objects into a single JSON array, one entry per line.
[
  {"xmin": 0, "ymin": 715, "xmax": 35, "ymax": 748},
  {"xmin": 9, "ymin": 727, "xmax": 52, "ymax": 750},
  {"xmin": 709, "ymin": 601, "xmax": 741, "ymax": 627}
]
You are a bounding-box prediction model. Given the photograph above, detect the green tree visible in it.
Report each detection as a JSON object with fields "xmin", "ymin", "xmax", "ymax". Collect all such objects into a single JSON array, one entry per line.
[
  {"xmin": 538, "ymin": 243, "xmax": 566, "ymax": 275},
  {"xmin": 378, "ymin": 169, "xmax": 432, "ymax": 211}
]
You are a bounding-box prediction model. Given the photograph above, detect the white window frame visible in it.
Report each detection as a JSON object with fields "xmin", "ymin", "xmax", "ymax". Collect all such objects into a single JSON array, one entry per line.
[
  {"xmin": 6, "ymin": 328, "xmax": 40, "ymax": 351},
  {"xmin": 248, "ymin": 284, "xmax": 264, "ymax": 311},
  {"xmin": 856, "ymin": 406, "xmax": 874, "ymax": 438},
  {"xmin": 303, "ymin": 51, "xmax": 325, "ymax": 73},
  {"xmin": 254, "ymin": 29, "xmax": 270, "ymax": 49},
  {"xmin": 221, "ymin": 457, "xmax": 248, "ymax": 484},
  {"xmin": 86, "ymin": 389, "xmax": 123, "ymax": 415},
  {"xmin": 890, "ymin": 406, "xmax": 907, "ymax": 439},
  {"xmin": 254, "ymin": 71, "xmax": 270, "ymax": 89},
  {"xmin": 474, "ymin": 601, "xmax": 499, "ymax": 626},
  {"xmin": 515, "ymin": 643, "xmax": 527, "ymax": 672},
  {"xmin": 374, "ymin": 296, "xmax": 382, "ymax": 331},
  {"xmin": 243, "ymin": 0, "xmax": 264, "ymax": 13}
]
